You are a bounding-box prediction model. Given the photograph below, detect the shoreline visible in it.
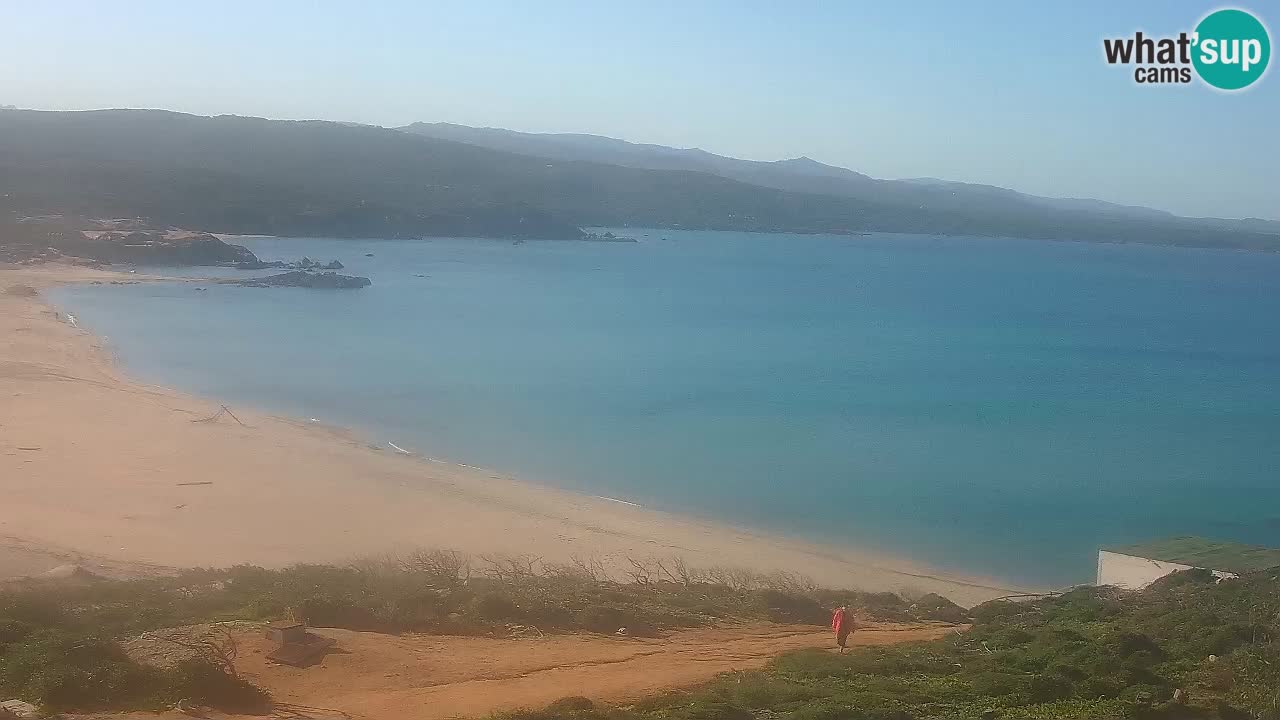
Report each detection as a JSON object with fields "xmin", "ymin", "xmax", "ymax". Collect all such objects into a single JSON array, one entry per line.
[{"xmin": 1, "ymin": 262, "xmax": 1034, "ymax": 605}]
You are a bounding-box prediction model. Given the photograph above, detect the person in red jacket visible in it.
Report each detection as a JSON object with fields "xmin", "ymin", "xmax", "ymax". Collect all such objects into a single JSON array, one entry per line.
[{"xmin": 831, "ymin": 605, "xmax": 855, "ymax": 653}]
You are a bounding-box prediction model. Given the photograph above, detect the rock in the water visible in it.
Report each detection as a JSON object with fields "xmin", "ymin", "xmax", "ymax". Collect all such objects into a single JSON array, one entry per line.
[
  {"xmin": 238, "ymin": 271, "xmax": 371, "ymax": 289},
  {"xmin": 284, "ymin": 257, "xmax": 344, "ymax": 270},
  {"xmin": 582, "ymin": 231, "xmax": 638, "ymax": 243},
  {"xmin": 234, "ymin": 259, "xmax": 287, "ymax": 270},
  {"xmin": 235, "ymin": 257, "xmax": 344, "ymax": 271}
]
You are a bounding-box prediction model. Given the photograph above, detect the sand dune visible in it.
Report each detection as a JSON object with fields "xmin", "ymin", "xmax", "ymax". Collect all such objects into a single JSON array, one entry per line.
[{"xmin": 0, "ymin": 263, "xmax": 1028, "ymax": 606}]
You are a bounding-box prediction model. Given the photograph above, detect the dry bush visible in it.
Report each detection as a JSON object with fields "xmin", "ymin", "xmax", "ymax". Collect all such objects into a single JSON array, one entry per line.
[
  {"xmin": 758, "ymin": 570, "xmax": 818, "ymax": 594},
  {"xmin": 347, "ymin": 552, "xmax": 402, "ymax": 577},
  {"xmin": 663, "ymin": 556, "xmax": 707, "ymax": 586},
  {"xmin": 621, "ymin": 555, "xmax": 718, "ymax": 586},
  {"xmin": 152, "ymin": 625, "xmax": 241, "ymax": 677},
  {"xmin": 702, "ymin": 565, "xmax": 763, "ymax": 591},
  {"xmin": 623, "ymin": 556, "xmax": 662, "ymax": 585},
  {"xmin": 398, "ymin": 548, "xmax": 472, "ymax": 587},
  {"xmin": 687, "ymin": 565, "xmax": 817, "ymax": 593},
  {"xmin": 544, "ymin": 554, "xmax": 609, "ymax": 583},
  {"xmin": 349, "ymin": 548, "xmax": 472, "ymax": 587},
  {"xmin": 477, "ymin": 553, "xmax": 542, "ymax": 582}
]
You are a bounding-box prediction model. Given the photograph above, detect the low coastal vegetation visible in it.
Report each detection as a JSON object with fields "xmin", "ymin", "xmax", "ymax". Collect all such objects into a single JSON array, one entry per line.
[
  {"xmin": 4, "ymin": 554, "xmax": 1279, "ymax": 719},
  {"xmin": 504, "ymin": 569, "xmax": 1280, "ymax": 720},
  {"xmin": 0, "ymin": 550, "xmax": 954, "ymax": 713}
]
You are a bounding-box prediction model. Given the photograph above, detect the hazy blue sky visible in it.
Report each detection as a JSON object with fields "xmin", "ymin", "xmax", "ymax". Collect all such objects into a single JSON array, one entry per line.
[{"xmin": 3, "ymin": 1, "xmax": 1276, "ymax": 219}]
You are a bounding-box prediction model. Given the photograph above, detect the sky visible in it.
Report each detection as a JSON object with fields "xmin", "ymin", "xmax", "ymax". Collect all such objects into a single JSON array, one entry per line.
[{"xmin": 2, "ymin": 1, "xmax": 1276, "ymax": 219}]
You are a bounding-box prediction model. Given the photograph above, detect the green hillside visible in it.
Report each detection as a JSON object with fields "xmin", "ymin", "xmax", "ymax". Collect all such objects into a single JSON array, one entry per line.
[{"xmin": 2, "ymin": 109, "xmax": 1278, "ymax": 250}]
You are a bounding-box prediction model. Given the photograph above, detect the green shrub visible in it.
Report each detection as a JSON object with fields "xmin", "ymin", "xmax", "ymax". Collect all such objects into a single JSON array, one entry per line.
[
  {"xmin": 1028, "ymin": 672, "xmax": 1074, "ymax": 703},
  {"xmin": 666, "ymin": 699, "xmax": 753, "ymax": 720},
  {"xmin": 9, "ymin": 554, "xmax": 1280, "ymax": 719},
  {"xmin": 504, "ymin": 571, "xmax": 1280, "ymax": 720},
  {"xmin": 169, "ymin": 659, "xmax": 269, "ymax": 712},
  {"xmin": 0, "ymin": 631, "xmax": 164, "ymax": 710},
  {"xmin": 472, "ymin": 591, "xmax": 521, "ymax": 621},
  {"xmin": 758, "ymin": 590, "xmax": 829, "ymax": 624},
  {"xmin": 1075, "ymin": 674, "xmax": 1122, "ymax": 699},
  {"xmin": 788, "ymin": 699, "xmax": 873, "ymax": 720},
  {"xmin": 544, "ymin": 696, "xmax": 595, "ymax": 712},
  {"xmin": 969, "ymin": 599, "xmax": 1024, "ymax": 623},
  {"xmin": 296, "ymin": 594, "xmax": 381, "ymax": 631},
  {"xmin": 908, "ymin": 593, "xmax": 970, "ymax": 624},
  {"xmin": 1146, "ymin": 568, "xmax": 1217, "ymax": 591},
  {"xmin": 0, "ymin": 619, "xmax": 34, "ymax": 646},
  {"xmin": 969, "ymin": 671, "xmax": 1031, "ymax": 699},
  {"xmin": 0, "ymin": 629, "xmax": 268, "ymax": 713}
]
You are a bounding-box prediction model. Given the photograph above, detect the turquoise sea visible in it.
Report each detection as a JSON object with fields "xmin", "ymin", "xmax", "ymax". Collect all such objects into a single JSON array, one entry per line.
[{"xmin": 51, "ymin": 231, "xmax": 1280, "ymax": 588}]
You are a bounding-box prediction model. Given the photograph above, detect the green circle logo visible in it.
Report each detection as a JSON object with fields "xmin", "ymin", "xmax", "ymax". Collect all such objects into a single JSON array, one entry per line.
[{"xmin": 1193, "ymin": 9, "xmax": 1271, "ymax": 90}]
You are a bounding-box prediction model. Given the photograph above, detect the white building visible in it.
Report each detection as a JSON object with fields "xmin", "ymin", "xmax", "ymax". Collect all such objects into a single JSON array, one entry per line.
[{"xmin": 1097, "ymin": 537, "xmax": 1280, "ymax": 590}]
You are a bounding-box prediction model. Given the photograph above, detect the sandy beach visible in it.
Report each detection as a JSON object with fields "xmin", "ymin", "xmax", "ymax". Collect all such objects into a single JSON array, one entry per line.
[{"xmin": 0, "ymin": 262, "xmax": 1028, "ymax": 606}]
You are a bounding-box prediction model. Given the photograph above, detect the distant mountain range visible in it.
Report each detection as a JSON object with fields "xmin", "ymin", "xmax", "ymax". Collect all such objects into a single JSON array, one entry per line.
[
  {"xmin": 0, "ymin": 108, "xmax": 1276, "ymax": 250},
  {"xmin": 401, "ymin": 122, "xmax": 1279, "ymax": 237}
]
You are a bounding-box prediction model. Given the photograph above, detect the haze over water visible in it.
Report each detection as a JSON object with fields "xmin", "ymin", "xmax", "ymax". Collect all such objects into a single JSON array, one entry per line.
[{"xmin": 54, "ymin": 231, "xmax": 1280, "ymax": 587}]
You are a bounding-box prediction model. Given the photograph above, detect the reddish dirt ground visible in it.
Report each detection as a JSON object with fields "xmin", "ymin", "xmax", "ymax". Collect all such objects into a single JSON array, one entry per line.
[{"xmin": 74, "ymin": 621, "xmax": 958, "ymax": 720}]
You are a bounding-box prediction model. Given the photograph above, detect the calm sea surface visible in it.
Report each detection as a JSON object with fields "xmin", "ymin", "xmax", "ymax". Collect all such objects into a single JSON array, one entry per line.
[{"xmin": 51, "ymin": 231, "xmax": 1280, "ymax": 587}]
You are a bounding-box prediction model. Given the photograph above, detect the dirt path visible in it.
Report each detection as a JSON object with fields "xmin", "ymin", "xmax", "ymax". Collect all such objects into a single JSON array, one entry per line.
[
  {"xmin": 78, "ymin": 621, "xmax": 957, "ymax": 720},
  {"xmin": 242, "ymin": 622, "xmax": 957, "ymax": 719}
]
